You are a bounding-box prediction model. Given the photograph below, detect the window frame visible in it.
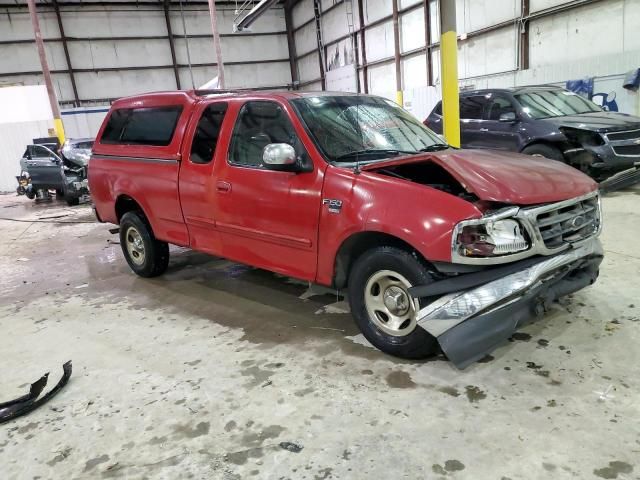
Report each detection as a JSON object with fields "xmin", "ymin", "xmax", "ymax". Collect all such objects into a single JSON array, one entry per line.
[
  {"xmin": 227, "ymin": 99, "xmax": 304, "ymax": 171},
  {"xmin": 100, "ymin": 105, "xmax": 184, "ymax": 147},
  {"xmin": 188, "ymin": 102, "xmax": 229, "ymax": 165}
]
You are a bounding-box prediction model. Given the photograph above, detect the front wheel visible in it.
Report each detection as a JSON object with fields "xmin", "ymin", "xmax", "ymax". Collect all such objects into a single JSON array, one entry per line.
[
  {"xmin": 522, "ymin": 144, "xmax": 564, "ymax": 161},
  {"xmin": 348, "ymin": 247, "xmax": 438, "ymax": 359},
  {"xmin": 119, "ymin": 211, "xmax": 170, "ymax": 277}
]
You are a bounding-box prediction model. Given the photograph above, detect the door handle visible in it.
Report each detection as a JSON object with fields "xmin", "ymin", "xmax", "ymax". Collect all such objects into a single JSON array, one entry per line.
[
  {"xmin": 216, "ymin": 181, "xmax": 231, "ymax": 193},
  {"xmin": 480, "ymin": 128, "xmax": 489, "ymax": 132}
]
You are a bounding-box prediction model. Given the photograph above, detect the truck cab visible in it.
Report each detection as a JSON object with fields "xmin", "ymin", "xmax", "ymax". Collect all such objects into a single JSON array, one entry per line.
[{"xmin": 90, "ymin": 90, "xmax": 603, "ymax": 368}]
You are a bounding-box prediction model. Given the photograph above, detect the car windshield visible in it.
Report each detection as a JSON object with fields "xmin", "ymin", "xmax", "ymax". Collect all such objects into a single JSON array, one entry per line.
[
  {"xmin": 515, "ymin": 89, "xmax": 602, "ymax": 119},
  {"xmin": 290, "ymin": 95, "xmax": 446, "ymax": 163}
]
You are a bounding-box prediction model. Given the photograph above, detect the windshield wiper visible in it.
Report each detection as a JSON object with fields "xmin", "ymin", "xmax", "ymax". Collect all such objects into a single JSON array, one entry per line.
[
  {"xmin": 418, "ymin": 143, "xmax": 450, "ymax": 152},
  {"xmin": 334, "ymin": 149, "xmax": 415, "ymax": 161}
]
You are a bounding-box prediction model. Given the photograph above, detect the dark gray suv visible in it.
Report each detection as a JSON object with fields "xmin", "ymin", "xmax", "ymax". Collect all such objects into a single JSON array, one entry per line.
[{"xmin": 425, "ymin": 85, "xmax": 640, "ymax": 180}]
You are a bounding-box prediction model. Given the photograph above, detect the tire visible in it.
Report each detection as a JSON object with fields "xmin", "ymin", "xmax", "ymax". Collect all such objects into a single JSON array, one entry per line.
[
  {"xmin": 522, "ymin": 144, "xmax": 564, "ymax": 161},
  {"xmin": 348, "ymin": 246, "xmax": 438, "ymax": 359},
  {"xmin": 119, "ymin": 211, "xmax": 170, "ymax": 278},
  {"xmin": 56, "ymin": 189, "xmax": 65, "ymax": 198},
  {"xmin": 66, "ymin": 196, "xmax": 80, "ymax": 206}
]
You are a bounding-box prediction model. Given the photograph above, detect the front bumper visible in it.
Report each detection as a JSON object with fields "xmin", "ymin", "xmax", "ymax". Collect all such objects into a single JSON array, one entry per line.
[{"xmin": 413, "ymin": 238, "xmax": 603, "ymax": 369}]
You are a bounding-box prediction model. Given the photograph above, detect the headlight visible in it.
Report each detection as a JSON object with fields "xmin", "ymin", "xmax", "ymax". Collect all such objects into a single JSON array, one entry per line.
[
  {"xmin": 456, "ymin": 219, "xmax": 529, "ymax": 257},
  {"xmin": 560, "ymin": 127, "xmax": 604, "ymax": 147}
]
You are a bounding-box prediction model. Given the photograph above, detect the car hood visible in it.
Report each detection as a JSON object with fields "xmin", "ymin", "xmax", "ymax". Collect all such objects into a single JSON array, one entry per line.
[
  {"xmin": 541, "ymin": 111, "xmax": 640, "ymax": 132},
  {"xmin": 362, "ymin": 149, "xmax": 597, "ymax": 205}
]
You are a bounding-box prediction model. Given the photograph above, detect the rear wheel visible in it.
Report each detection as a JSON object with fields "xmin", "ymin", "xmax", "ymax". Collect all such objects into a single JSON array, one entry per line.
[
  {"xmin": 119, "ymin": 211, "xmax": 169, "ymax": 277},
  {"xmin": 348, "ymin": 246, "xmax": 438, "ymax": 359},
  {"xmin": 522, "ymin": 144, "xmax": 564, "ymax": 161}
]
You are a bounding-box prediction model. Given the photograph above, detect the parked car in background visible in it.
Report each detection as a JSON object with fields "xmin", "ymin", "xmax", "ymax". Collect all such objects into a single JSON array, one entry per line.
[
  {"xmin": 89, "ymin": 90, "xmax": 603, "ymax": 368},
  {"xmin": 425, "ymin": 86, "xmax": 640, "ymax": 180},
  {"xmin": 16, "ymin": 138, "xmax": 92, "ymax": 205}
]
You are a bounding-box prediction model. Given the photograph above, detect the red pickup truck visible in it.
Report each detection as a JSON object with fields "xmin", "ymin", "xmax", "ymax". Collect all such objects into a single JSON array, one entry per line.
[{"xmin": 89, "ymin": 90, "xmax": 603, "ymax": 368}]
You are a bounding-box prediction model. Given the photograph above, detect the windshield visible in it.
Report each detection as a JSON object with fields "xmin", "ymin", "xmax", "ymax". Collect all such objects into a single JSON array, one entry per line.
[
  {"xmin": 515, "ymin": 89, "xmax": 602, "ymax": 119},
  {"xmin": 290, "ymin": 95, "xmax": 446, "ymax": 162}
]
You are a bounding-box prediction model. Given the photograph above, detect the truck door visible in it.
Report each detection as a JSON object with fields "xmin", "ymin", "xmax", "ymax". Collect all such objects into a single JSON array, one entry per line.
[
  {"xmin": 178, "ymin": 101, "xmax": 229, "ymax": 254},
  {"xmin": 213, "ymin": 99, "xmax": 325, "ymax": 281}
]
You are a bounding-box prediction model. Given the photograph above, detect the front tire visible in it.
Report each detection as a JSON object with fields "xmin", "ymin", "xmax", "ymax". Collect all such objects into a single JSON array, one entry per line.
[
  {"xmin": 522, "ymin": 144, "xmax": 564, "ymax": 161},
  {"xmin": 119, "ymin": 211, "xmax": 169, "ymax": 278},
  {"xmin": 348, "ymin": 246, "xmax": 438, "ymax": 359}
]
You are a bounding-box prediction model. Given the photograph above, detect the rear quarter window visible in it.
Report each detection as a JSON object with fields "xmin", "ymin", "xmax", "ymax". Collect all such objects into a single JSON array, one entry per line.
[{"xmin": 101, "ymin": 106, "xmax": 183, "ymax": 146}]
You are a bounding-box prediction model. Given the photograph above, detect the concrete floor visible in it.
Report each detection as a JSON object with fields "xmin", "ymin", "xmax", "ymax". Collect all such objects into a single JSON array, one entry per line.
[{"xmin": 0, "ymin": 188, "xmax": 639, "ymax": 480}]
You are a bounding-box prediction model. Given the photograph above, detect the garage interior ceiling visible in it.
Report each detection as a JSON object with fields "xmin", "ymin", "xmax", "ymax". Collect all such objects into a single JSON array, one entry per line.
[{"xmin": 0, "ymin": 0, "xmax": 639, "ymax": 107}]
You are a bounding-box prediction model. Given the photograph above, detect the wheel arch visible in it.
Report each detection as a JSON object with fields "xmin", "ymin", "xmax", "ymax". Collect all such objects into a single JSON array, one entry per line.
[
  {"xmin": 520, "ymin": 139, "xmax": 567, "ymax": 157},
  {"xmin": 332, "ymin": 231, "xmax": 431, "ymax": 289},
  {"xmin": 114, "ymin": 194, "xmax": 149, "ymax": 224}
]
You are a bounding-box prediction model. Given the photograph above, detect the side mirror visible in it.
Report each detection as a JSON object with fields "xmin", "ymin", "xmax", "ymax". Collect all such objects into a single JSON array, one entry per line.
[
  {"xmin": 499, "ymin": 112, "xmax": 517, "ymax": 122},
  {"xmin": 263, "ymin": 143, "xmax": 298, "ymax": 171}
]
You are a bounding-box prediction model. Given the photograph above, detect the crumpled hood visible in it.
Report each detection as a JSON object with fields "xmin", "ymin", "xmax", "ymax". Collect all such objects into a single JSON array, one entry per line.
[
  {"xmin": 542, "ymin": 111, "xmax": 640, "ymax": 132},
  {"xmin": 362, "ymin": 149, "xmax": 597, "ymax": 205}
]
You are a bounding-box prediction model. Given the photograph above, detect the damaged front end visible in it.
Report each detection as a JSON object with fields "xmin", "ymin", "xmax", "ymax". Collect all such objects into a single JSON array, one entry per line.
[
  {"xmin": 410, "ymin": 191, "xmax": 603, "ymax": 369},
  {"xmin": 560, "ymin": 127, "xmax": 640, "ymax": 189}
]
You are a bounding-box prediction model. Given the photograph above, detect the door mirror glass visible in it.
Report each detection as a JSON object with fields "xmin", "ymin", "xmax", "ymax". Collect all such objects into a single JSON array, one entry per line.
[
  {"xmin": 263, "ymin": 143, "xmax": 297, "ymax": 169},
  {"xmin": 499, "ymin": 111, "xmax": 517, "ymax": 122}
]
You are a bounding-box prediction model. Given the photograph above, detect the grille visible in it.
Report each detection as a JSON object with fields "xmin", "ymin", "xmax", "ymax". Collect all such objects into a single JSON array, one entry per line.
[
  {"xmin": 612, "ymin": 144, "xmax": 640, "ymax": 156},
  {"xmin": 606, "ymin": 129, "xmax": 640, "ymax": 142},
  {"xmin": 531, "ymin": 196, "xmax": 600, "ymax": 249}
]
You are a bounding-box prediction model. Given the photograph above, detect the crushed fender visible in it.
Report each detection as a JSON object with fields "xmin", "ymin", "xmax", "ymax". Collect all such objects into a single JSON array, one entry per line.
[{"xmin": 0, "ymin": 361, "xmax": 72, "ymax": 424}]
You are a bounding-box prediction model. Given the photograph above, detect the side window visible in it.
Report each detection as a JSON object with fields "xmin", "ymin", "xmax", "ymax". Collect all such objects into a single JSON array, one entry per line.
[
  {"xmin": 433, "ymin": 102, "xmax": 442, "ymax": 115},
  {"xmin": 486, "ymin": 96, "xmax": 516, "ymax": 121},
  {"xmin": 229, "ymin": 101, "xmax": 305, "ymax": 168},
  {"xmin": 460, "ymin": 96, "xmax": 488, "ymax": 120},
  {"xmin": 190, "ymin": 103, "xmax": 228, "ymax": 164},
  {"xmin": 101, "ymin": 106, "xmax": 183, "ymax": 146}
]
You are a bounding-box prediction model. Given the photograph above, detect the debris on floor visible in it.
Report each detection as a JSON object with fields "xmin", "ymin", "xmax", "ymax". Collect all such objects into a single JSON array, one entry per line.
[{"xmin": 0, "ymin": 361, "xmax": 72, "ymax": 424}]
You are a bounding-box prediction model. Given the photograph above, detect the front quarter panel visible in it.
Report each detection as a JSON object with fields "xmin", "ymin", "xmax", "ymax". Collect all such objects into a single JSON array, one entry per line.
[{"xmin": 315, "ymin": 166, "xmax": 483, "ymax": 285}]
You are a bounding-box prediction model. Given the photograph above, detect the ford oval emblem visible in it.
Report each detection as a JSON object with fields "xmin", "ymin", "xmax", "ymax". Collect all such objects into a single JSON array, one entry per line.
[{"xmin": 570, "ymin": 215, "xmax": 586, "ymax": 229}]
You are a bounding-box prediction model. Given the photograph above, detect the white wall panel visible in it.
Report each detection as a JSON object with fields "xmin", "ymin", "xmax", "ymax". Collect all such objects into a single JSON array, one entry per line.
[
  {"xmin": 402, "ymin": 54, "xmax": 427, "ymax": 90},
  {"xmin": 400, "ymin": 7, "xmax": 425, "ymax": 53},
  {"xmin": 298, "ymin": 51, "xmax": 321, "ymax": 83},
  {"xmin": 365, "ymin": 21, "xmax": 394, "ymax": 62},
  {"xmin": 174, "ymin": 35, "xmax": 288, "ymax": 64},
  {"xmin": 293, "ymin": 0, "xmax": 315, "ymax": 28},
  {"xmin": 459, "ymin": 26, "xmax": 517, "ymax": 78},
  {"xmin": 362, "ymin": 0, "xmax": 393, "ymax": 24},
  {"xmin": 0, "ymin": 42, "xmax": 68, "ymax": 73},
  {"xmin": 461, "ymin": 0, "xmax": 520, "ymax": 32},
  {"xmin": 529, "ymin": 0, "xmax": 625, "ymax": 67},
  {"xmin": 295, "ymin": 21, "xmax": 319, "ymax": 55},
  {"xmin": 67, "ymin": 40, "xmax": 172, "ymax": 70},
  {"xmin": 322, "ymin": 3, "xmax": 351, "ymax": 44},
  {"xmin": 367, "ymin": 62, "xmax": 396, "ymax": 100},
  {"xmin": 399, "ymin": 0, "xmax": 423, "ymax": 10}
]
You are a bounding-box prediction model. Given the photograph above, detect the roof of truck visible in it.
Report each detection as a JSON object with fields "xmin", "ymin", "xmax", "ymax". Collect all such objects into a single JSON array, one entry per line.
[{"xmin": 110, "ymin": 89, "xmax": 381, "ymax": 109}]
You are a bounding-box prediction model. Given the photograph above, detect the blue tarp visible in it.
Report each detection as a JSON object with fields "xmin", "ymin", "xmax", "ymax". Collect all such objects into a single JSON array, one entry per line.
[{"xmin": 565, "ymin": 77, "xmax": 594, "ymax": 97}]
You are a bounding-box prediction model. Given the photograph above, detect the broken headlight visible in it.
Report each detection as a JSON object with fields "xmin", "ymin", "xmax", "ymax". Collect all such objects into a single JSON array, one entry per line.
[
  {"xmin": 455, "ymin": 218, "xmax": 529, "ymax": 257},
  {"xmin": 560, "ymin": 127, "xmax": 605, "ymax": 147}
]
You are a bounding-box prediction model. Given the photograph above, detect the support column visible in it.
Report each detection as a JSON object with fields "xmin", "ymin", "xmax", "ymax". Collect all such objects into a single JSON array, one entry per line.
[
  {"xmin": 439, "ymin": 0, "xmax": 460, "ymax": 147},
  {"xmin": 207, "ymin": 0, "xmax": 225, "ymax": 88},
  {"xmin": 520, "ymin": 0, "xmax": 530, "ymax": 70},
  {"xmin": 53, "ymin": 0, "xmax": 79, "ymax": 107},
  {"xmin": 313, "ymin": 0, "xmax": 325, "ymax": 90},
  {"xmin": 423, "ymin": 0, "xmax": 433, "ymax": 85},
  {"xmin": 357, "ymin": 0, "xmax": 368, "ymax": 93},
  {"xmin": 164, "ymin": 0, "xmax": 181, "ymax": 89},
  {"xmin": 284, "ymin": 2, "xmax": 299, "ymax": 88},
  {"xmin": 392, "ymin": 0, "xmax": 402, "ymax": 105},
  {"xmin": 27, "ymin": 0, "xmax": 65, "ymax": 144}
]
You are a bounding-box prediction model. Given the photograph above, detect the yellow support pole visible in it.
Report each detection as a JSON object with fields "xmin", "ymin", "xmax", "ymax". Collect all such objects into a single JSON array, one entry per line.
[
  {"xmin": 439, "ymin": 0, "xmax": 460, "ymax": 147},
  {"xmin": 27, "ymin": 0, "xmax": 66, "ymax": 145}
]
